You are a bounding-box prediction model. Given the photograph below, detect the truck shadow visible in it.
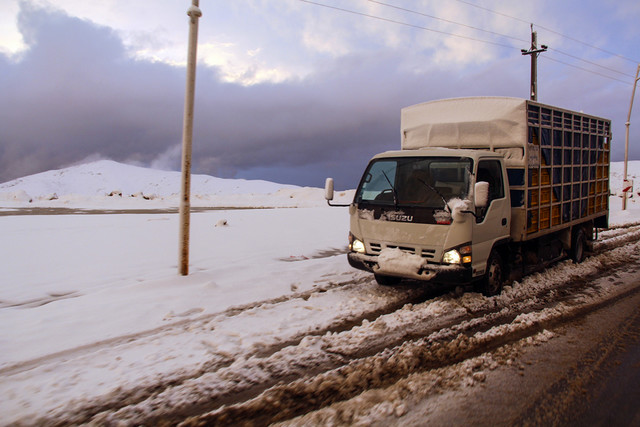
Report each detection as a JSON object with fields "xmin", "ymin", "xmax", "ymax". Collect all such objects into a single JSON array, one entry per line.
[{"xmin": 381, "ymin": 279, "xmax": 469, "ymax": 303}]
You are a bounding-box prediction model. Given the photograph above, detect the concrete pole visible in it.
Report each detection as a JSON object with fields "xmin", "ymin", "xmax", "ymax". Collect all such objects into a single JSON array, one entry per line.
[
  {"xmin": 622, "ymin": 64, "xmax": 640, "ymax": 210},
  {"xmin": 179, "ymin": 0, "xmax": 202, "ymax": 275},
  {"xmin": 530, "ymin": 29, "xmax": 538, "ymax": 101},
  {"xmin": 521, "ymin": 24, "xmax": 547, "ymax": 102}
]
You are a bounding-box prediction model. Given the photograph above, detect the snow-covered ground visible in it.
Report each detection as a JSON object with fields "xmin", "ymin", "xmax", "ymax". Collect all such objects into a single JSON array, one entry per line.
[
  {"xmin": 0, "ymin": 159, "xmax": 354, "ymax": 209},
  {"xmin": 1, "ymin": 160, "xmax": 640, "ymax": 425}
]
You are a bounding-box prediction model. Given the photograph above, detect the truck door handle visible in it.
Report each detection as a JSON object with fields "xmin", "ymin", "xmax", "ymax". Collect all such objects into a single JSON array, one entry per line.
[{"xmin": 502, "ymin": 218, "xmax": 507, "ymax": 226}]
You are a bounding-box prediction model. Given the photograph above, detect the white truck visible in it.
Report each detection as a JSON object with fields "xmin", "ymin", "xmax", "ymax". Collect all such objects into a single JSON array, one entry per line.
[{"xmin": 325, "ymin": 97, "xmax": 611, "ymax": 295}]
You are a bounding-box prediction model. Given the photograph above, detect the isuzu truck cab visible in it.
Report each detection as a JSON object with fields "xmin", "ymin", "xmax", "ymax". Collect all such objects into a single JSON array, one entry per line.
[{"xmin": 325, "ymin": 97, "xmax": 611, "ymax": 295}]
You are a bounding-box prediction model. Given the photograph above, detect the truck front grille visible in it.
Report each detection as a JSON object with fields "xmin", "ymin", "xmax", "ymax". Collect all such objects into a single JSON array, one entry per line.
[{"xmin": 368, "ymin": 242, "xmax": 436, "ymax": 260}]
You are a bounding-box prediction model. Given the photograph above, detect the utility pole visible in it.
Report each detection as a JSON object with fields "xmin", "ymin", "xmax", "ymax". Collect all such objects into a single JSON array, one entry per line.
[
  {"xmin": 521, "ymin": 24, "xmax": 548, "ymax": 101},
  {"xmin": 622, "ymin": 63, "xmax": 640, "ymax": 210},
  {"xmin": 179, "ymin": 0, "xmax": 202, "ymax": 276}
]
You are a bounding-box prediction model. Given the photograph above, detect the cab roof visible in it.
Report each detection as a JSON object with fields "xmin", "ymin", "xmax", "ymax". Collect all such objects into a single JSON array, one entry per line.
[{"xmin": 372, "ymin": 147, "xmax": 504, "ymax": 162}]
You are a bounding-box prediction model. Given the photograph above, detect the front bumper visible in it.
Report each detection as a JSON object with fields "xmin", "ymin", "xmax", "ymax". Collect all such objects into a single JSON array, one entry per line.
[{"xmin": 348, "ymin": 252, "xmax": 472, "ymax": 284}]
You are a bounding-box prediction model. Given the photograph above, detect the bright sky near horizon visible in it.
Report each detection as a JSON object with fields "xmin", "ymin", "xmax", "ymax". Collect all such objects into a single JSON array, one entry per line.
[{"xmin": 0, "ymin": 0, "xmax": 639, "ymax": 187}]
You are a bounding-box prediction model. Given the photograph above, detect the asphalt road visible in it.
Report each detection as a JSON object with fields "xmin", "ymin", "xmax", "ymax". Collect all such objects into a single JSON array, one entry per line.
[
  {"xmin": 521, "ymin": 286, "xmax": 640, "ymax": 426},
  {"xmin": 400, "ymin": 276, "xmax": 640, "ymax": 427}
]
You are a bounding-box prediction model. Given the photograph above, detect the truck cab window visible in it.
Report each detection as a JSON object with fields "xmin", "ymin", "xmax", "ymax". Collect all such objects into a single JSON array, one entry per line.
[
  {"xmin": 355, "ymin": 157, "xmax": 472, "ymax": 208},
  {"xmin": 477, "ymin": 160, "xmax": 505, "ymax": 204}
]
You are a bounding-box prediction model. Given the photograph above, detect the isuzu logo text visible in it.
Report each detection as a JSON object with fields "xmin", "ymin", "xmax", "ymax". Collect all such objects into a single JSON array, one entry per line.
[{"xmin": 385, "ymin": 213, "xmax": 414, "ymax": 222}]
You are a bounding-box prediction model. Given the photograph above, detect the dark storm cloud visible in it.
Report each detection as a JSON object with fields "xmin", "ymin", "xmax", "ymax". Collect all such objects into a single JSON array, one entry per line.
[
  {"xmin": 0, "ymin": 4, "xmax": 185, "ymax": 183},
  {"xmin": 1, "ymin": 3, "xmax": 636, "ymax": 189},
  {"xmin": 0, "ymin": 4, "xmax": 422, "ymax": 187}
]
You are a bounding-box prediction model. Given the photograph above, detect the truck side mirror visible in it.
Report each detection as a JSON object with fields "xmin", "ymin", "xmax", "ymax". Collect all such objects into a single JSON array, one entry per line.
[
  {"xmin": 475, "ymin": 181, "xmax": 489, "ymax": 208},
  {"xmin": 325, "ymin": 178, "xmax": 335, "ymax": 201}
]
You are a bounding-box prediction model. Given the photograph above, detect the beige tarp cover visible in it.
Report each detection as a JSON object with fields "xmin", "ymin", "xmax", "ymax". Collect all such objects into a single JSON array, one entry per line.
[{"xmin": 401, "ymin": 97, "xmax": 528, "ymax": 167}]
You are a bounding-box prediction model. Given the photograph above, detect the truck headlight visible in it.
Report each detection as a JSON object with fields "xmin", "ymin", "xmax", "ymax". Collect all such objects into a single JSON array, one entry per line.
[
  {"xmin": 349, "ymin": 233, "xmax": 366, "ymax": 253},
  {"xmin": 442, "ymin": 249, "xmax": 461, "ymax": 264},
  {"xmin": 350, "ymin": 239, "xmax": 366, "ymax": 253},
  {"xmin": 443, "ymin": 245, "xmax": 472, "ymax": 265}
]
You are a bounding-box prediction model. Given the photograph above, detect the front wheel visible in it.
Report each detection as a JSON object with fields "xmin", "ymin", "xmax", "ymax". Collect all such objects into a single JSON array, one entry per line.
[
  {"xmin": 481, "ymin": 250, "xmax": 504, "ymax": 296},
  {"xmin": 374, "ymin": 274, "xmax": 402, "ymax": 286}
]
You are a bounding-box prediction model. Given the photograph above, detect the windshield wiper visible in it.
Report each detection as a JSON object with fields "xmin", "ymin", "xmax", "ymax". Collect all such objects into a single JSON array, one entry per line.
[
  {"xmin": 416, "ymin": 178, "xmax": 451, "ymax": 212},
  {"xmin": 381, "ymin": 170, "xmax": 399, "ymax": 209}
]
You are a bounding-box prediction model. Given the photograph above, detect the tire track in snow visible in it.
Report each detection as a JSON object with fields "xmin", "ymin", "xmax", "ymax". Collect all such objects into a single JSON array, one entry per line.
[
  {"xmin": 13, "ymin": 228, "xmax": 640, "ymax": 426},
  {"xmin": 0, "ymin": 273, "xmax": 365, "ymax": 377},
  {"xmin": 6, "ymin": 274, "xmax": 449, "ymax": 426},
  {"xmin": 83, "ymin": 234, "xmax": 640, "ymax": 426},
  {"xmin": 5, "ymin": 223, "xmax": 636, "ymax": 380},
  {"xmin": 594, "ymin": 223, "xmax": 640, "ymax": 253},
  {"xmin": 181, "ymin": 251, "xmax": 640, "ymax": 426}
]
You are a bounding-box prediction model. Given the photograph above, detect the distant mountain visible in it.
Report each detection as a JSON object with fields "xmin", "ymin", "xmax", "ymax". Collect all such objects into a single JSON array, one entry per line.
[{"xmin": 0, "ymin": 160, "xmax": 298, "ymax": 199}]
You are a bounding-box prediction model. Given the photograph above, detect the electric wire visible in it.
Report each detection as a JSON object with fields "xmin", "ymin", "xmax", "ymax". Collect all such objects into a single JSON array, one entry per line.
[
  {"xmin": 298, "ymin": 0, "xmax": 518, "ymax": 50},
  {"xmin": 452, "ymin": 0, "xmax": 639, "ymax": 65},
  {"xmin": 370, "ymin": 0, "xmax": 636, "ymax": 79},
  {"xmin": 543, "ymin": 56, "xmax": 633, "ymax": 85},
  {"xmin": 299, "ymin": 0, "xmax": 638, "ymax": 85},
  {"xmin": 548, "ymin": 47, "xmax": 636, "ymax": 79},
  {"xmin": 366, "ymin": 0, "xmax": 529, "ymax": 44},
  {"xmin": 368, "ymin": 0, "xmax": 637, "ymax": 79}
]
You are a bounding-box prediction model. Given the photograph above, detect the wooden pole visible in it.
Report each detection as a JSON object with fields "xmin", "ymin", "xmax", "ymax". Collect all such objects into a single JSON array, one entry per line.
[{"xmin": 179, "ymin": 0, "xmax": 202, "ymax": 275}]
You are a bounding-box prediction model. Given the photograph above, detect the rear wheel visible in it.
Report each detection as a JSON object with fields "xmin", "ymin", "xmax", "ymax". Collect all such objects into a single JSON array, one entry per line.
[
  {"xmin": 571, "ymin": 228, "xmax": 587, "ymax": 263},
  {"xmin": 481, "ymin": 250, "xmax": 504, "ymax": 296},
  {"xmin": 374, "ymin": 274, "xmax": 402, "ymax": 286}
]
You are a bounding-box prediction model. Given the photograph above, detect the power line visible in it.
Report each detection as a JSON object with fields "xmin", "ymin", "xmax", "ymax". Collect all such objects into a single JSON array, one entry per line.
[
  {"xmin": 452, "ymin": 0, "xmax": 639, "ymax": 65},
  {"xmin": 543, "ymin": 55, "xmax": 634, "ymax": 85},
  {"xmin": 298, "ymin": 0, "xmax": 518, "ymax": 50},
  {"xmin": 538, "ymin": 27, "xmax": 639, "ymax": 66},
  {"xmin": 549, "ymin": 47, "xmax": 636, "ymax": 79},
  {"xmin": 370, "ymin": 0, "xmax": 636, "ymax": 79},
  {"xmin": 453, "ymin": 0, "xmax": 530, "ymax": 25},
  {"xmin": 366, "ymin": 0, "xmax": 528, "ymax": 45},
  {"xmin": 299, "ymin": 0, "xmax": 637, "ymax": 85}
]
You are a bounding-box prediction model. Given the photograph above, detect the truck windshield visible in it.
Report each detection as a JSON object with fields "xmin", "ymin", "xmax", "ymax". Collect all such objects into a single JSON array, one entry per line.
[{"xmin": 355, "ymin": 157, "xmax": 473, "ymax": 208}]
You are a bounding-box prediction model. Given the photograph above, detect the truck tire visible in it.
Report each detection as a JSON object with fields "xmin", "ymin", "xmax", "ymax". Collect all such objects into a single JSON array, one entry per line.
[
  {"xmin": 571, "ymin": 229, "xmax": 587, "ymax": 263},
  {"xmin": 374, "ymin": 274, "xmax": 402, "ymax": 286},
  {"xmin": 482, "ymin": 250, "xmax": 504, "ymax": 296}
]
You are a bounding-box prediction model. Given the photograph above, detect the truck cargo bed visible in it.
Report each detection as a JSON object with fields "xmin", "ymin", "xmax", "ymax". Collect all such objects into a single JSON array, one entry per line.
[{"xmin": 400, "ymin": 97, "xmax": 611, "ymax": 241}]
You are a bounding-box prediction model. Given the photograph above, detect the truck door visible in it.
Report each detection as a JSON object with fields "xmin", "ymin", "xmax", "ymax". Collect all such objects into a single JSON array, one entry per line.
[{"xmin": 472, "ymin": 160, "xmax": 510, "ymax": 277}]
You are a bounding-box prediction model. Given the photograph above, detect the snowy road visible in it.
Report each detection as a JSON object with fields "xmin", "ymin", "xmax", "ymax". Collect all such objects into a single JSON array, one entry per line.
[
  {"xmin": 4, "ymin": 215, "xmax": 640, "ymax": 426},
  {"xmin": 180, "ymin": 225, "xmax": 640, "ymax": 427}
]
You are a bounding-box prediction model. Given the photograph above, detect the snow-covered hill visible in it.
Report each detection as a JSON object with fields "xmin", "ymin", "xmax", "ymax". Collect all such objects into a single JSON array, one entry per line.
[
  {"xmin": 0, "ymin": 160, "xmax": 295, "ymax": 198},
  {"xmin": 0, "ymin": 159, "xmax": 638, "ymax": 209},
  {"xmin": 0, "ymin": 160, "xmax": 354, "ymax": 208}
]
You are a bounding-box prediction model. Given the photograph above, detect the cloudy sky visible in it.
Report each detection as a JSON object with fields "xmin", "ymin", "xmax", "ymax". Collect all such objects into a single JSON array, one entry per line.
[{"xmin": 0, "ymin": 0, "xmax": 639, "ymax": 188}]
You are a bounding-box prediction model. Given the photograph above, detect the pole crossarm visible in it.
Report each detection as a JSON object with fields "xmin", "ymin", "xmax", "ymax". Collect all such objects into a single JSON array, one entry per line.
[{"xmin": 521, "ymin": 47, "xmax": 548, "ymax": 55}]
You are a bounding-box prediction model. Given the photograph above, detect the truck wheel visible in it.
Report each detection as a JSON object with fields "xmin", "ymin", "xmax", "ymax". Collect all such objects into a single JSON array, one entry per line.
[
  {"xmin": 482, "ymin": 250, "xmax": 504, "ymax": 296},
  {"xmin": 571, "ymin": 229, "xmax": 587, "ymax": 263},
  {"xmin": 374, "ymin": 274, "xmax": 401, "ymax": 286}
]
